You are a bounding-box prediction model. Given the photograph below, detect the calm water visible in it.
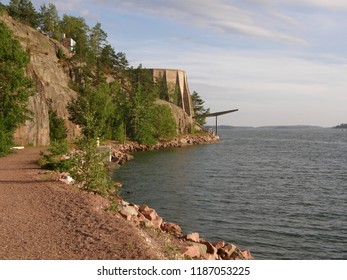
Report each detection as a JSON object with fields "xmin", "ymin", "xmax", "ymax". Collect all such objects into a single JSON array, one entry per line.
[{"xmin": 113, "ymin": 128, "xmax": 347, "ymax": 259}]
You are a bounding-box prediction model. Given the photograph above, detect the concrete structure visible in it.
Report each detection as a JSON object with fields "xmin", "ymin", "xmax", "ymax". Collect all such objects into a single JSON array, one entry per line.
[
  {"xmin": 150, "ymin": 69, "xmax": 194, "ymax": 116},
  {"xmin": 61, "ymin": 33, "xmax": 76, "ymax": 52}
]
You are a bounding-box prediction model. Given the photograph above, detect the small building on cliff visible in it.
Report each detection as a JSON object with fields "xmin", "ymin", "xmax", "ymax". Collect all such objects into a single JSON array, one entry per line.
[{"xmin": 60, "ymin": 33, "xmax": 76, "ymax": 52}]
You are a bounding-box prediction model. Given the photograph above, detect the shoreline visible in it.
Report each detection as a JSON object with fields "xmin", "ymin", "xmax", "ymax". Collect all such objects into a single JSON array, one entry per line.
[{"xmin": 110, "ymin": 134, "xmax": 254, "ymax": 260}]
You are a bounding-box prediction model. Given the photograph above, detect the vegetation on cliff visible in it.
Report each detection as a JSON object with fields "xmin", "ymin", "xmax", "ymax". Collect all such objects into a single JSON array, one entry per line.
[
  {"xmin": 1, "ymin": 1, "xmax": 211, "ymax": 147},
  {"xmin": 0, "ymin": 20, "xmax": 33, "ymax": 156}
]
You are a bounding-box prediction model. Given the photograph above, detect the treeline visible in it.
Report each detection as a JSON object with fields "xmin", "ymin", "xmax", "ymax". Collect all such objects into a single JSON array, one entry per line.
[
  {"xmin": 1, "ymin": 1, "xmax": 210, "ymax": 156},
  {"xmin": 1, "ymin": 0, "xmax": 181, "ymax": 145}
]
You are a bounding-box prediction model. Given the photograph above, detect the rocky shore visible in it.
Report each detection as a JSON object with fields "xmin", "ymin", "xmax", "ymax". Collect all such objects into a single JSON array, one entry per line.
[
  {"xmin": 118, "ymin": 200, "xmax": 254, "ymax": 260},
  {"xmin": 111, "ymin": 134, "xmax": 220, "ymax": 165},
  {"xmin": 111, "ymin": 134, "xmax": 254, "ymax": 260}
]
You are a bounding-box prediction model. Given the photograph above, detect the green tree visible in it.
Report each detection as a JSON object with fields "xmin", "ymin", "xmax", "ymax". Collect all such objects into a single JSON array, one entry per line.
[
  {"xmin": 60, "ymin": 15, "xmax": 90, "ymax": 60},
  {"xmin": 49, "ymin": 110, "xmax": 67, "ymax": 142},
  {"xmin": 0, "ymin": 21, "xmax": 33, "ymax": 156},
  {"xmin": 67, "ymin": 83, "xmax": 113, "ymax": 139},
  {"xmin": 90, "ymin": 22, "xmax": 107, "ymax": 59},
  {"xmin": 7, "ymin": 0, "xmax": 39, "ymax": 28},
  {"xmin": 39, "ymin": 3, "xmax": 60, "ymax": 37},
  {"xmin": 151, "ymin": 104, "xmax": 177, "ymax": 140},
  {"xmin": 191, "ymin": 91, "xmax": 210, "ymax": 125}
]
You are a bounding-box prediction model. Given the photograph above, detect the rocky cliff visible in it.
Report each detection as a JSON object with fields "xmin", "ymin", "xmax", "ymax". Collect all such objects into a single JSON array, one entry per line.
[
  {"xmin": 1, "ymin": 14, "xmax": 79, "ymax": 146},
  {"xmin": 1, "ymin": 15, "xmax": 198, "ymax": 146}
]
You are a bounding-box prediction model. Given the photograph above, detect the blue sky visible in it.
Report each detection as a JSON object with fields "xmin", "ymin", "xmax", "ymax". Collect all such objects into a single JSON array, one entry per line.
[{"xmin": 4, "ymin": 0, "xmax": 347, "ymax": 127}]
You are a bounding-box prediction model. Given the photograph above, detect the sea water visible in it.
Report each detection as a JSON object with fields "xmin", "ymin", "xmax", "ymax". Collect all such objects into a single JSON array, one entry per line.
[{"xmin": 113, "ymin": 128, "xmax": 347, "ymax": 259}]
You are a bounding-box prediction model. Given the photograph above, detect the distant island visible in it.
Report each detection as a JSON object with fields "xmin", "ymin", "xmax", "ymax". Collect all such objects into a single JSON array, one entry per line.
[
  {"xmin": 205, "ymin": 125, "xmax": 322, "ymax": 130},
  {"xmin": 333, "ymin": 123, "xmax": 347, "ymax": 129}
]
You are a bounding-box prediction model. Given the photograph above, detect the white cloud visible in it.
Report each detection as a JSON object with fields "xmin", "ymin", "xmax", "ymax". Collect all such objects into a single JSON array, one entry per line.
[{"xmin": 92, "ymin": 0, "xmax": 306, "ymax": 44}]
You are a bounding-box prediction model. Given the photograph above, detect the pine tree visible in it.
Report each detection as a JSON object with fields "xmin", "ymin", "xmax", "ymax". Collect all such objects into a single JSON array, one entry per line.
[
  {"xmin": 7, "ymin": 0, "xmax": 39, "ymax": 28},
  {"xmin": 39, "ymin": 3, "xmax": 60, "ymax": 37},
  {"xmin": 191, "ymin": 91, "xmax": 210, "ymax": 125}
]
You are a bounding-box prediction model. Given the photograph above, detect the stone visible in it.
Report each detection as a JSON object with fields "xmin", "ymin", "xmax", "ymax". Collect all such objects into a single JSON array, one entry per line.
[
  {"xmin": 186, "ymin": 232, "xmax": 200, "ymax": 242},
  {"xmin": 151, "ymin": 216, "xmax": 163, "ymax": 229},
  {"xmin": 139, "ymin": 204, "xmax": 150, "ymax": 212},
  {"xmin": 202, "ymin": 241, "xmax": 218, "ymax": 255},
  {"xmin": 212, "ymin": 240, "xmax": 225, "ymax": 250},
  {"xmin": 160, "ymin": 222, "xmax": 182, "ymax": 235},
  {"xmin": 140, "ymin": 209, "xmax": 158, "ymax": 221},
  {"xmin": 230, "ymin": 248, "xmax": 247, "ymax": 260},
  {"xmin": 180, "ymin": 245, "xmax": 201, "ymax": 259},
  {"xmin": 218, "ymin": 243, "xmax": 237, "ymax": 260},
  {"xmin": 190, "ymin": 242, "xmax": 207, "ymax": 256},
  {"xmin": 241, "ymin": 250, "xmax": 254, "ymax": 260},
  {"xmin": 122, "ymin": 205, "xmax": 139, "ymax": 216},
  {"xmin": 119, "ymin": 209, "xmax": 132, "ymax": 221}
]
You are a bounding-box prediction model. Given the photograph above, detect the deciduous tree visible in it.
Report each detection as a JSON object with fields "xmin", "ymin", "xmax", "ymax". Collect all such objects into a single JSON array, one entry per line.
[{"xmin": 0, "ymin": 22, "xmax": 33, "ymax": 156}]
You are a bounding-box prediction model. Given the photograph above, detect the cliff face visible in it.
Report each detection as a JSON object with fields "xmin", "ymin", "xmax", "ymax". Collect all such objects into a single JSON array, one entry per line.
[
  {"xmin": 1, "ymin": 16, "xmax": 197, "ymax": 146},
  {"xmin": 1, "ymin": 15, "xmax": 79, "ymax": 146}
]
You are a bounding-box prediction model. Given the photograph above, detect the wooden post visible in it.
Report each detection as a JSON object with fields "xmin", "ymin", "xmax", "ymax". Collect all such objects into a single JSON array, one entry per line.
[{"xmin": 215, "ymin": 115, "xmax": 218, "ymax": 136}]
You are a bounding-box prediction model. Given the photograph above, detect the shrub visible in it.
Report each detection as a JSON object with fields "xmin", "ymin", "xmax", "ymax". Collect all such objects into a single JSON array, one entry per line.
[
  {"xmin": 69, "ymin": 138, "xmax": 115, "ymax": 196},
  {"xmin": 40, "ymin": 140, "xmax": 72, "ymax": 171},
  {"xmin": 49, "ymin": 110, "xmax": 67, "ymax": 142}
]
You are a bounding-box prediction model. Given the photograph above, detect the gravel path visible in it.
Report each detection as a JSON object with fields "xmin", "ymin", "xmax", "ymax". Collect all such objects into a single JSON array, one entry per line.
[{"xmin": 0, "ymin": 148, "xmax": 168, "ymax": 260}]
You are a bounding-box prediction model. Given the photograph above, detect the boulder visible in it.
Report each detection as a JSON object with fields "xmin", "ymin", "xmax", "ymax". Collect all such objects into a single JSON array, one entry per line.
[
  {"xmin": 241, "ymin": 250, "xmax": 254, "ymax": 260},
  {"xmin": 141, "ymin": 209, "xmax": 158, "ymax": 221},
  {"xmin": 151, "ymin": 216, "xmax": 163, "ymax": 229},
  {"xmin": 218, "ymin": 243, "xmax": 237, "ymax": 259},
  {"xmin": 180, "ymin": 245, "xmax": 201, "ymax": 259},
  {"xmin": 212, "ymin": 240, "xmax": 225, "ymax": 250},
  {"xmin": 186, "ymin": 232, "xmax": 200, "ymax": 242},
  {"xmin": 139, "ymin": 204, "xmax": 150, "ymax": 212},
  {"xmin": 202, "ymin": 241, "xmax": 218, "ymax": 255},
  {"xmin": 161, "ymin": 222, "xmax": 182, "ymax": 235}
]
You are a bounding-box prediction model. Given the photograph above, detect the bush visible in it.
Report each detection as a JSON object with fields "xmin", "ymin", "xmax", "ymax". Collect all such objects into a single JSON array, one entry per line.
[
  {"xmin": 69, "ymin": 138, "xmax": 115, "ymax": 196},
  {"xmin": 56, "ymin": 47, "xmax": 66, "ymax": 60},
  {"xmin": 49, "ymin": 110, "xmax": 67, "ymax": 142},
  {"xmin": 151, "ymin": 104, "xmax": 177, "ymax": 141},
  {"xmin": 40, "ymin": 140, "xmax": 72, "ymax": 171}
]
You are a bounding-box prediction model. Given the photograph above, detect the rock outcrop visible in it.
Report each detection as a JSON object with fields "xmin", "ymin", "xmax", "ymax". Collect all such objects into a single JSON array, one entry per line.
[{"xmin": 1, "ymin": 14, "xmax": 80, "ymax": 146}]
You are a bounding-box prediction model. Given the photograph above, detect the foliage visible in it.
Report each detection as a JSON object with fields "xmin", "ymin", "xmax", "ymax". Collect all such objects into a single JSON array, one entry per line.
[
  {"xmin": 0, "ymin": 21, "xmax": 33, "ymax": 156},
  {"xmin": 155, "ymin": 74, "xmax": 169, "ymax": 101},
  {"xmin": 191, "ymin": 91, "xmax": 210, "ymax": 126},
  {"xmin": 40, "ymin": 140, "xmax": 72, "ymax": 171},
  {"xmin": 60, "ymin": 14, "xmax": 90, "ymax": 60},
  {"xmin": 151, "ymin": 104, "xmax": 177, "ymax": 141},
  {"xmin": 39, "ymin": 3, "xmax": 60, "ymax": 38},
  {"xmin": 49, "ymin": 110, "xmax": 68, "ymax": 142},
  {"xmin": 7, "ymin": 0, "xmax": 39, "ymax": 28},
  {"xmin": 55, "ymin": 46, "xmax": 65, "ymax": 59},
  {"xmin": 67, "ymin": 83, "xmax": 114, "ymax": 139},
  {"xmin": 0, "ymin": 3, "xmax": 5, "ymax": 14},
  {"xmin": 70, "ymin": 137, "xmax": 115, "ymax": 196}
]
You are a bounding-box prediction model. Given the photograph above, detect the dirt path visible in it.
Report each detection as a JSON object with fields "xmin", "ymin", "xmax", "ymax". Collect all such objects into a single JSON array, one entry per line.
[{"xmin": 0, "ymin": 148, "xmax": 170, "ymax": 260}]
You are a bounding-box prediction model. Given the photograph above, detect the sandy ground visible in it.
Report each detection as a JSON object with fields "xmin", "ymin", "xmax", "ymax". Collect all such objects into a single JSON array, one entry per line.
[{"xmin": 0, "ymin": 148, "xmax": 175, "ymax": 260}]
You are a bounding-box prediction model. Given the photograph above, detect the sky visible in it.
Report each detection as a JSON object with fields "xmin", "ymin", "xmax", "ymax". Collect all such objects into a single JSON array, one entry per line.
[{"xmin": 3, "ymin": 0, "xmax": 347, "ymax": 127}]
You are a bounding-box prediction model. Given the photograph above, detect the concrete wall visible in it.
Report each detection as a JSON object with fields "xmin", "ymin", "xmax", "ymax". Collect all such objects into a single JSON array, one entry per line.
[{"xmin": 151, "ymin": 69, "xmax": 194, "ymax": 117}]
